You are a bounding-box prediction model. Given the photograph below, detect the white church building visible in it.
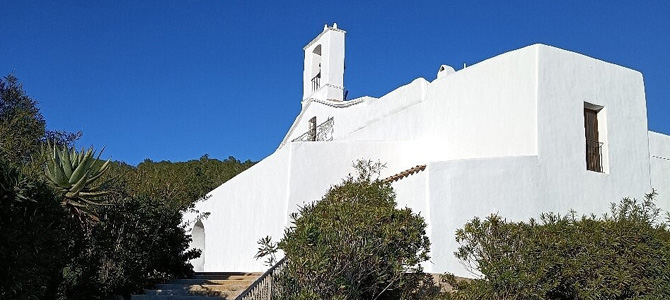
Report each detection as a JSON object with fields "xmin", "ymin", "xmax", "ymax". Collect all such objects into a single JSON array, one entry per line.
[{"xmin": 187, "ymin": 24, "xmax": 670, "ymax": 277}]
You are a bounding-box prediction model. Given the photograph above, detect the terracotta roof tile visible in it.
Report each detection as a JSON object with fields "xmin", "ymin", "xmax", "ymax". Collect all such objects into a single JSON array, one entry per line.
[{"xmin": 382, "ymin": 164, "xmax": 426, "ymax": 183}]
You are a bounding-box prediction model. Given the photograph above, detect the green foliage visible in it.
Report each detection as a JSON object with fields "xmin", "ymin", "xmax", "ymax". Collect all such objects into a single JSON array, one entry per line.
[
  {"xmin": 1, "ymin": 155, "xmax": 198, "ymax": 300},
  {"xmin": 0, "ymin": 74, "xmax": 250, "ymax": 299},
  {"xmin": 255, "ymin": 235, "xmax": 279, "ymax": 267},
  {"xmin": 0, "ymin": 74, "xmax": 215, "ymax": 300},
  {"xmin": 0, "ymin": 158, "xmax": 71, "ymax": 300},
  {"xmin": 105, "ymin": 155, "xmax": 254, "ymax": 208},
  {"xmin": 0, "ymin": 74, "xmax": 46, "ymax": 167},
  {"xmin": 445, "ymin": 192, "xmax": 670, "ymax": 299},
  {"xmin": 57, "ymin": 193, "xmax": 200, "ymax": 300},
  {"xmin": 43, "ymin": 141, "xmax": 112, "ymax": 219},
  {"xmin": 261, "ymin": 160, "xmax": 436, "ymax": 299},
  {"xmin": 0, "ymin": 74, "xmax": 80, "ymax": 177}
]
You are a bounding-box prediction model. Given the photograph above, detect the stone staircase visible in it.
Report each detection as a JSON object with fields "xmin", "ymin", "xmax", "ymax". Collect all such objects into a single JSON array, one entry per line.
[{"xmin": 131, "ymin": 272, "xmax": 261, "ymax": 300}]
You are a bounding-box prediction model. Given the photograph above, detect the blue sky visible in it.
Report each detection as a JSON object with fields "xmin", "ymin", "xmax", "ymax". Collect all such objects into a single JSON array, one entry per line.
[{"xmin": 2, "ymin": 1, "xmax": 668, "ymax": 165}]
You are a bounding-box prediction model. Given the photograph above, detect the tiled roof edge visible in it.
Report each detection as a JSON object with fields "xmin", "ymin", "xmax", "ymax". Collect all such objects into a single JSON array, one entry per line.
[{"xmin": 382, "ymin": 164, "xmax": 427, "ymax": 183}]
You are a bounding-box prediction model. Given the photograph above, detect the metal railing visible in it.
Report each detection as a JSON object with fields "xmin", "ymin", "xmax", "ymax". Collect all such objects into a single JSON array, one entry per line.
[
  {"xmin": 311, "ymin": 73, "xmax": 321, "ymax": 91},
  {"xmin": 235, "ymin": 258, "xmax": 287, "ymax": 300},
  {"xmin": 292, "ymin": 117, "xmax": 334, "ymax": 142},
  {"xmin": 586, "ymin": 140, "xmax": 603, "ymax": 172}
]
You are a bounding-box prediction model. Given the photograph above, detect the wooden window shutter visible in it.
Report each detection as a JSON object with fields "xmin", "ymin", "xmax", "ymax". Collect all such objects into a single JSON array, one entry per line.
[{"xmin": 584, "ymin": 108, "xmax": 601, "ymax": 172}]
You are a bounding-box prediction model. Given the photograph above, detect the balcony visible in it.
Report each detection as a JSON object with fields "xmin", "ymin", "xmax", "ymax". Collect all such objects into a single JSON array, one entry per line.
[
  {"xmin": 292, "ymin": 117, "xmax": 334, "ymax": 142},
  {"xmin": 586, "ymin": 140, "xmax": 603, "ymax": 172},
  {"xmin": 311, "ymin": 73, "xmax": 321, "ymax": 91}
]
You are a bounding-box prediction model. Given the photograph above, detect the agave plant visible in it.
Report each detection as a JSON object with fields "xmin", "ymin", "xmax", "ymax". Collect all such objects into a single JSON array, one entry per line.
[{"xmin": 43, "ymin": 141, "xmax": 112, "ymax": 219}]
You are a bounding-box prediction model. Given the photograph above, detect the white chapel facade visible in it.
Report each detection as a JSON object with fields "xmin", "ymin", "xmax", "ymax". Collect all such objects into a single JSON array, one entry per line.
[{"xmin": 186, "ymin": 24, "xmax": 670, "ymax": 277}]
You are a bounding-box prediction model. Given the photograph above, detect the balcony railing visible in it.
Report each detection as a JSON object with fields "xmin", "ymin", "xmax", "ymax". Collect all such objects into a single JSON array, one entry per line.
[
  {"xmin": 292, "ymin": 117, "xmax": 334, "ymax": 142},
  {"xmin": 586, "ymin": 140, "xmax": 603, "ymax": 172},
  {"xmin": 311, "ymin": 73, "xmax": 321, "ymax": 91}
]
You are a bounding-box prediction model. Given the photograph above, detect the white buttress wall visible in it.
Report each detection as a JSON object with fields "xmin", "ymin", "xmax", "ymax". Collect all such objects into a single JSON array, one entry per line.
[
  {"xmin": 650, "ymin": 131, "xmax": 670, "ymax": 210},
  {"xmin": 189, "ymin": 146, "xmax": 292, "ymax": 272},
  {"xmin": 391, "ymin": 170, "xmax": 432, "ymax": 271}
]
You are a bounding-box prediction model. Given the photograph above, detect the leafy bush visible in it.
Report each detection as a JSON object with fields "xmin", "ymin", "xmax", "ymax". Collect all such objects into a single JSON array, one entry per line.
[
  {"xmin": 0, "ymin": 74, "xmax": 80, "ymax": 174},
  {"xmin": 0, "ymin": 158, "xmax": 71, "ymax": 300},
  {"xmin": 444, "ymin": 192, "xmax": 670, "ymax": 299},
  {"xmin": 57, "ymin": 193, "xmax": 200, "ymax": 300},
  {"xmin": 0, "ymin": 74, "xmax": 203, "ymax": 300},
  {"xmin": 0, "ymin": 74, "xmax": 46, "ymax": 167},
  {"xmin": 260, "ymin": 160, "xmax": 436, "ymax": 300}
]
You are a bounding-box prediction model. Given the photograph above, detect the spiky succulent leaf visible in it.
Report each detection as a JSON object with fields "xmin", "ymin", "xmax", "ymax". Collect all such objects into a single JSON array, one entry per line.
[
  {"xmin": 68, "ymin": 166, "xmax": 91, "ymax": 196},
  {"xmin": 94, "ymin": 146, "xmax": 105, "ymax": 162},
  {"xmin": 61, "ymin": 147, "xmax": 73, "ymax": 178},
  {"xmin": 78, "ymin": 190, "xmax": 111, "ymax": 197},
  {"xmin": 68, "ymin": 149, "xmax": 93, "ymax": 185},
  {"xmin": 51, "ymin": 150, "xmax": 70, "ymax": 187},
  {"xmin": 85, "ymin": 159, "xmax": 111, "ymax": 185},
  {"xmin": 42, "ymin": 141, "xmax": 113, "ymax": 221}
]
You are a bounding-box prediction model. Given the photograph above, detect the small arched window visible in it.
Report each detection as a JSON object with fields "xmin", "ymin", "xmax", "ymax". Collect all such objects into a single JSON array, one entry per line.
[
  {"xmin": 311, "ymin": 45, "xmax": 322, "ymax": 91},
  {"xmin": 191, "ymin": 221, "xmax": 205, "ymax": 271}
]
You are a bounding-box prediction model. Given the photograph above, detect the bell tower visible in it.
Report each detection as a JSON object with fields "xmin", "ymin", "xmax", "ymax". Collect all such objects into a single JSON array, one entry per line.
[{"xmin": 302, "ymin": 23, "xmax": 346, "ymax": 106}]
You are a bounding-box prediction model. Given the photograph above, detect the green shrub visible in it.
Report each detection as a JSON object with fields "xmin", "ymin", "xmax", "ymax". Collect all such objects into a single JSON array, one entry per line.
[
  {"xmin": 444, "ymin": 192, "xmax": 670, "ymax": 299},
  {"xmin": 260, "ymin": 160, "xmax": 436, "ymax": 299},
  {"xmin": 0, "ymin": 158, "xmax": 71, "ymax": 300},
  {"xmin": 57, "ymin": 193, "xmax": 200, "ymax": 300},
  {"xmin": 0, "ymin": 74, "xmax": 46, "ymax": 167},
  {"xmin": 0, "ymin": 74, "xmax": 201, "ymax": 300}
]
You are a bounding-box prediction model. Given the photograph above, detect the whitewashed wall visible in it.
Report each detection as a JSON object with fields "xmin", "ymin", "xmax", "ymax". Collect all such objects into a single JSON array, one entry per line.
[
  {"xmin": 650, "ymin": 131, "xmax": 670, "ymax": 210},
  {"xmin": 391, "ymin": 170, "xmax": 432, "ymax": 271},
  {"xmin": 535, "ymin": 45, "xmax": 652, "ymax": 215},
  {"xmin": 426, "ymin": 156, "xmax": 540, "ymax": 276},
  {"xmin": 187, "ymin": 140, "xmax": 427, "ymax": 272},
  {"xmin": 282, "ymin": 141, "xmax": 428, "ymax": 221},
  {"xmin": 187, "ymin": 146, "xmax": 292, "ymax": 272},
  {"xmin": 284, "ymin": 78, "xmax": 428, "ymax": 145},
  {"xmin": 422, "ymin": 45, "xmax": 539, "ymax": 161}
]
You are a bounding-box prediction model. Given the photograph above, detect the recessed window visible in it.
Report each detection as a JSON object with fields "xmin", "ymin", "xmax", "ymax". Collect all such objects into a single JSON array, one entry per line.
[{"xmin": 584, "ymin": 103, "xmax": 607, "ymax": 173}]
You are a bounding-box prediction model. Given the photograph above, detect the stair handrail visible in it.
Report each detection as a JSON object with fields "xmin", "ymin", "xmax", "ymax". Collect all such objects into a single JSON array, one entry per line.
[{"xmin": 235, "ymin": 257, "xmax": 287, "ymax": 300}]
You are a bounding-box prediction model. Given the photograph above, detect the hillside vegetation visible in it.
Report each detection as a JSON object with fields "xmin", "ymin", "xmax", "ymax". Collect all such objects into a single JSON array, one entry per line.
[
  {"xmin": 0, "ymin": 74, "xmax": 253, "ymax": 300},
  {"xmin": 106, "ymin": 155, "xmax": 254, "ymax": 208}
]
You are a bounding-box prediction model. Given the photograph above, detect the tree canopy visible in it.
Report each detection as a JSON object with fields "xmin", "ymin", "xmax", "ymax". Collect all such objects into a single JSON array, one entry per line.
[
  {"xmin": 103, "ymin": 155, "xmax": 254, "ymax": 208},
  {"xmin": 0, "ymin": 74, "xmax": 46, "ymax": 166}
]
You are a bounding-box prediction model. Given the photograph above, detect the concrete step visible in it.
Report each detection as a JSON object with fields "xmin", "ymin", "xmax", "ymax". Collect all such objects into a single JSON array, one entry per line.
[
  {"xmin": 193, "ymin": 272, "xmax": 260, "ymax": 276},
  {"xmin": 131, "ymin": 296, "xmax": 231, "ymax": 300},
  {"xmin": 143, "ymin": 289, "xmax": 239, "ymax": 297},
  {"xmin": 191, "ymin": 273, "xmax": 260, "ymax": 280},
  {"xmin": 162, "ymin": 279, "xmax": 254, "ymax": 285},
  {"xmin": 153, "ymin": 283, "xmax": 249, "ymax": 292},
  {"xmin": 131, "ymin": 272, "xmax": 261, "ymax": 300}
]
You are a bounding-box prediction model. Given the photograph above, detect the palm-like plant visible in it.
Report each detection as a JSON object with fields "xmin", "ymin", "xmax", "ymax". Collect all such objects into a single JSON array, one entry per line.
[{"xmin": 43, "ymin": 141, "xmax": 111, "ymax": 220}]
